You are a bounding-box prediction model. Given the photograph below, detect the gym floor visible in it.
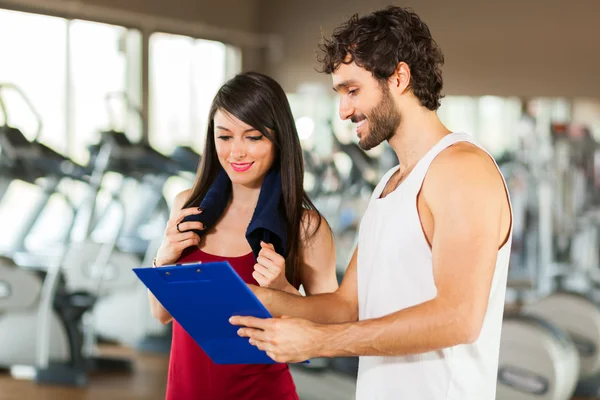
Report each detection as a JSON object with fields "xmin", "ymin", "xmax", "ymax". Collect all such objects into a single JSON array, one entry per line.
[
  {"xmin": 0, "ymin": 344, "xmax": 596, "ymax": 400},
  {"xmin": 0, "ymin": 345, "xmax": 357, "ymax": 400}
]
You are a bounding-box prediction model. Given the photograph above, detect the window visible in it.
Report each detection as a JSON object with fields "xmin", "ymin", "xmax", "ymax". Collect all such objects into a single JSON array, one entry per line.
[
  {"xmin": 69, "ymin": 20, "xmax": 141, "ymax": 164},
  {"xmin": 477, "ymin": 96, "xmax": 522, "ymax": 157},
  {"xmin": 149, "ymin": 33, "xmax": 241, "ymax": 155},
  {"xmin": 438, "ymin": 96, "xmax": 522, "ymax": 157},
  {"xmin": 0, "ymin": 9, "xmax": 67, "ymax": 152},
  {"xmin": 0, "ymin": 9, "xmax": 141, "ymax": 250},
  {"xmin": 438, "ymin": 96, "xmax": 479, "ymax": 141},
  {"xmin": 0, "ymin": 9, "xmax": 241, "ymax": 251},
  {"xmin": 0, "ymin": 10, "xmax": 67, "ymax": 250}
]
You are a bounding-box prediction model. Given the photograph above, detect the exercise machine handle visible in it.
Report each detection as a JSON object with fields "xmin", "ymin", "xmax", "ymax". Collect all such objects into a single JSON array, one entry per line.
[
  {"xmin": 0, "ymin": 83, "xmax": 43, "ymax": 142},
  {"xmin": 104, "ymin": 91, "xmax": 142, "ymax": 135}
]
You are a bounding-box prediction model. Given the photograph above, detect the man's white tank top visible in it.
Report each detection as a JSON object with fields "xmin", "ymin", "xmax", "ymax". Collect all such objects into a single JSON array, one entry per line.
[{"xmin": 356, "ymin": 132, "xmax": 512, "ymax": 400}]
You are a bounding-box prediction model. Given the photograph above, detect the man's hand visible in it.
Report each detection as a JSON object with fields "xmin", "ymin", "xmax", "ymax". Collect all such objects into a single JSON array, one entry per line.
[{"xmin": 230, "ymin": 315, "xmax": 327, "ymax": 363}]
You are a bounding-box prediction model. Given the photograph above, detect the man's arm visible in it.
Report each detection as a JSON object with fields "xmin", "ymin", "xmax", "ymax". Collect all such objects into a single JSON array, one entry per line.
[
  {"xmin": 254, "ymin": 247, "xmax": 358, "ymax": 324},
  {"xmin": 234, "ymin": 146, "xmax": 511, "ymax": 362}
]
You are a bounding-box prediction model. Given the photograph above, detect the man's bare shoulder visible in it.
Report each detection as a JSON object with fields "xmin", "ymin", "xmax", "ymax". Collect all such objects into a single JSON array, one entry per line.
[{"xmin": 423, "ymin": 141, "xmax": 505, "ymax": 201}]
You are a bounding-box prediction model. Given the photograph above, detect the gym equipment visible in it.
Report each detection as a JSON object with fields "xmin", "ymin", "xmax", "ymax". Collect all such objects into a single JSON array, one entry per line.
[
  {"xmin": 330, "ymin": 131, "xmax": 379, "ymax": 195},
  {"xmin": 86, "ymin": 97, "xmax": 205, "ymax": 353},
  {"xmin": 171, "ymin": 145, "xmax": 201, "ymax": 175},
  {"xmin": 524, "ymin": 293, "xmax": 600, "ymax": 392},
  {"xmin": 35, "ymin": 126, "xmax": 135, "ymax": 386},
  {"xmin": 61, "ymin": 131, "xmax": 143, "ymax": 297},
  {"xmin": 0, "ymin": 84, "xmax": 82, "ymax": 379},
  {"xmin": 79, "ymin": 128, "xmax": 173, "ymax": 347},
  {"xmin": 0, "ymin": 84, "xmax": 87, "ymax": 260},
  {"xmin": 86, "ymin": 93, "xmax": 179, "ymax": 256},
  {"xmin": 0, "ymin": 255, "xmax": 70, "ymax": 368},
  {"xmin": 496, "ymin": 109, "xmax": 591, "ymax": 400},
  {"xmin": 497, "ymin": 314, "xmax": 580, "ymax": 400},
  {"xmin": 0, "ymin": 84, "xmax": 132, "ymax": 386},
  {"xmin": 498, "ymin": 108, "xmax": 600, "ymax": 399},
  {"xmin": 302, "ymin": 148, "xmax": 344, "ymax": 200},
  {"xmin": 69, "ymin": 94, "xmax": 181, "ymax": 350},
  {"xmin": 525, "ymin": 123, "xmax": 600, "ymax": 397},
  {"xmin": 529, "ymin": 223, "xmax": 600, "ymax": 399}
]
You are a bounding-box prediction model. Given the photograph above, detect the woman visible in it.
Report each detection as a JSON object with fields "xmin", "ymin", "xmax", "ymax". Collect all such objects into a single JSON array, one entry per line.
[{"xmin": 149, "ymin": 72, "xmax": 338, "ymax": 400}]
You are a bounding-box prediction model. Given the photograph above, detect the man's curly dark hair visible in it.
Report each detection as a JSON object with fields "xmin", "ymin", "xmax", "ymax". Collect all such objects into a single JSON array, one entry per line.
[{"xmin": 317, "ymin": 6, "xmax": 445, "ymax": 111}]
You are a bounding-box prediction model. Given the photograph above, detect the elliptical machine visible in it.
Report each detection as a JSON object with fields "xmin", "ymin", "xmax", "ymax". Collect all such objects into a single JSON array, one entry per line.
[
  {"xmin": 0, "ymin": 84, "xmax": 133, "ymax": 386},
  {"xmin": 66, "ymin": 93, "xmax": 181, "ymax": 350},
  {"xmin": 522, "ymin": 123, "xmax": 600, "ymax": 397},
  {"xmin": 0, "ymin": 83, "xmax": 79, "ymax": 376},
  {"xmin": 496, "ymin": 109, "xmax": 581, "ymax": 400}
]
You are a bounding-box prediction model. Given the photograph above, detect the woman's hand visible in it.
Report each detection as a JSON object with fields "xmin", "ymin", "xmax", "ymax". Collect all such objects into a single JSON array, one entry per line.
[
  {"xmin": 155, "ymin": 207, "xmax": 204, "ymax": 266},
  {"xmin": 253, "ymin": 241, "xmax": 294, "ymax": 293}
]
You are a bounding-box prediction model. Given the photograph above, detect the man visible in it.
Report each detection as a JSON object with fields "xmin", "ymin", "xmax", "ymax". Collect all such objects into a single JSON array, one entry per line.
[{"xmin": 231, "ymin": 6, "xmax": 512, "ymax": 399}]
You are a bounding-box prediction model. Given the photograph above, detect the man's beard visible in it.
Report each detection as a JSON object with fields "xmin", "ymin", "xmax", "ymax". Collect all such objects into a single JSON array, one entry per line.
[{"xmin": 354, "ymin": 86, "xmax": 401, "ymax": 151}]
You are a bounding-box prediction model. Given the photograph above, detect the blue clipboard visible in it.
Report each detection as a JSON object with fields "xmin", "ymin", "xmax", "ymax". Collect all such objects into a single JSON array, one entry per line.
[{"xmin": 133, "ymin": 261, "xmax": 278, "ymax": 365}]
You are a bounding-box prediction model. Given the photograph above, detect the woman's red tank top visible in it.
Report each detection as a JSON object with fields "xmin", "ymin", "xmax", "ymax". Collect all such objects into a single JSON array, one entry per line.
[{"xmin": 164, "ymin": 247, "xmax": 299, "ymax": 400}]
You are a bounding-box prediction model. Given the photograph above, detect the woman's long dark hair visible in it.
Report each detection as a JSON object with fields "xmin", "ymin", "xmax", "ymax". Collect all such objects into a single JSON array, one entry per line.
[{"xmin": 183, "ymin": 72, "xmax": 322, "ymax": 288}]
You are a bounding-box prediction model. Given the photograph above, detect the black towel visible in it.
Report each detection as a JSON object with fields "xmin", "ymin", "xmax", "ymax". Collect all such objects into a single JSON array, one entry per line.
[{"xmin": 181, "ymin": 168, "xmax": 288, "ymax": 259}]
